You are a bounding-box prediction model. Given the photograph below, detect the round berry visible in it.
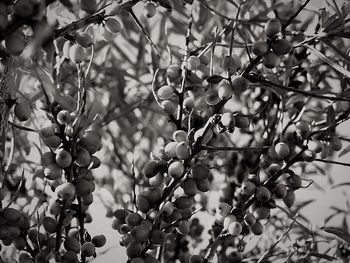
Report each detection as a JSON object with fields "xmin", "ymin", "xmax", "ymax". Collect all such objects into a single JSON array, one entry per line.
[
  {"xmin": 252, "ymin": 41, "xmax": 269, "ymax": 56},
  {"xmin": 265, "ymin": 18, "xmax": 282, "ymax": 38}
]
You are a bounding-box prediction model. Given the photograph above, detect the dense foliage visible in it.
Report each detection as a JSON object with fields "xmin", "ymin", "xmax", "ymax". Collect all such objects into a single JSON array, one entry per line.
[{"xmin": 0, "ymin": 0, "xmax": 350, "ymax": 262}]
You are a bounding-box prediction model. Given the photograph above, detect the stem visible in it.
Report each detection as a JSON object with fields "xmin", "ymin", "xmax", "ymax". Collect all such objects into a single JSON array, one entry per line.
[
  {"xmin": 55, "ymin": 200, "xmax": 67, "ymax": 251},
  {"xmin": 203, "ymin": 231, "xmax": 225, "ymax": 263},
  {"xmin": 202, "ymin": 145, "xmax": 269, "ymax": 152},
  {"xmin": 177, "ymin": 9, "xmax": 193, "ymax": 130},
  {"xmin": 246, "ymin": 73, "xmax": 350, "ymax": 102},
  {"xmin": 314, "ymin": 158, "xmax": 350, "ymax": 167},
  {"xmin": 77, "ymin": 197, "xmax": 86, "ymax": 263}
]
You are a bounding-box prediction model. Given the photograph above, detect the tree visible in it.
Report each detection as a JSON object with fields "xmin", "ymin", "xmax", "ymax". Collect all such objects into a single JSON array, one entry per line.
[{"xmin": 0, "ymin": 0, "xmax": 350, "ymax": 262}]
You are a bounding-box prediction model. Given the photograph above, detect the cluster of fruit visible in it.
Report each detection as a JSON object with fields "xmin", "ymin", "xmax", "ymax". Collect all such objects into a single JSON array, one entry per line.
[
  {"xmin": 252, "ymin": 18, "xmax": 291, "ymax": 69},
  {"xmin": 0, "ymin": 206, "xmax": 30, "ymax": 254},
  {"xmin": 9, "ymin": 72, "xmax": 106, "ymax": 261}
]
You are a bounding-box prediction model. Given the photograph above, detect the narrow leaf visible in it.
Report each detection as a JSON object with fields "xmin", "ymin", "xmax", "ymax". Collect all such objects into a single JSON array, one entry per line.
[
  {"xmin": 338, "ymin": 144, "xmax": 350, "ymax": 158},
  {"xmin": 306, "ymin": 45, "xmax": 350, "ymax": 78},
  {"xmin": 322, "ymin": 227, "xmax": 350, "ymax": 243}
]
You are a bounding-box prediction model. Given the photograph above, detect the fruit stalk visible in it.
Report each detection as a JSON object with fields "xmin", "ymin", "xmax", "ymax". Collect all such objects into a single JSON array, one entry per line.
[{"xmin": 0, "ymin": 57, "xmax": 16, "ymax": 175}]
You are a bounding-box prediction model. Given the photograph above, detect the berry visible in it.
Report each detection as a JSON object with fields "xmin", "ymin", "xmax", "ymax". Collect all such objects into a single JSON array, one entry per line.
[
  {"xmin": 149, "ymin": 173, "xmax": 164, "ymax": 187},
  {"xmin": 308, "ymin": 140, "xmax": 322, "ymax": 153},
  {"xmin": 126, "ymin": 212, "xmax": 142, "ymax": 226},
  {"xmin": 41, "ymin": 151, "xmax": 56, "ymax": 166},
  {"xmin": 80, "ymin": 131, "xmax": 101, "ymax": 154},
  {"xmin": 131, "ymin": 225, "xmax": 150, "ymax": 243},
  {"xmin": 57, "ymin": 110, "xmax": 71, "ymax": 125},
  {"xmin": 265, "ymin": 18, "xmax": 282, "ymax": 38},
  {"xmin": 234, "ymin": 116, "xmax": 250, "ymax": 129},
  {"xmin": 173, "ymin": 130, "xmax": 187, "ymax": 143},
  {"xmin": 288, "ymin": 174, "xmax": 302, "ymax": 189},
  {"xmin": 283, "ymin": 190, "xmax": 295, "ymax": 207},
  {"xmin": 176, "ymin": 142, "xmax": 191, "ymax": 159},
  {"xmin": 252, "ymin": 41, "xmax": 269, "ymax": 56},
  {"xmin": 330, "ymin": 136, "xmax": 342, "ymax": 151},
  {"xmin": 241, "ymin": 181, "xmax": 256, "ymax": 196},
  {"xmin": 44, "ymin": 164, "xmax": 63, "ymax": 180},
  {"xmin": 218, "ymin": 80, "xmax": 233, "ymax": 99},
  {"xmin": 105, "ymin": 17, "xmax": 122, "ymax": 34},
  {"xmin": 126, "ymin": 241, "xmax": 142, "ymax": 258},
  {"xmin": 55, "ymin": 149, "xmax": 72, "ymax": 168},
  {"xmin": 57, "ymin": 182, "xmax": 76, "ymax": 200},
  {"xmin": 302, "ymin": 149, "xmax": 316, "ymax": 162},
  {"xmin": 74, "ymin": 179, "xmax": 93, "ymax": 196},
  {"xmin": 228, "ymin": 222, "xmax": 242, "ymax": 236},
  {"xmin": 295, "ymin": 121, "xmax": 310, "ymax": 137},
  {"xmin": 164, "ymin": 141, "xmax": 178, "ymax": 158},
  {"xmin": 75, "ymin": 147, "xmax": 91, "ymax": 167},
  {"xmin": 14, "ymin": 102, "xmax": 30, "ymax": 121},
  {"xmin": 191, "ymin": 164, "xmax": 210, "ymax": 180},
  {"xmin": 251, "ymin": 220, "xmax": 264, "ymax": 235},
  {"xmin": 143, "ymin": 160, "xmax": 160, "ymax": 178},
  {"xmin": 75, "ymin": 32, "xmax": 93, "ymax": 48},
  {"xmin": 150, "ymin": 229, "xmax": 165, "ymax": 245},
  {"xmin": 81, "ymin": 242, "xmax": 96, "ymax": 257},
  {"xmin": 183, "ymin": 97, "xmax": 195, "ymax": 111},
  {"xmin": 223, "ymin": 215, "xmax": 237, "ymax": 230},
  {"xmin": 167, "ymin": 65, "xmax": 181, "ymax": 79},
  {"xmin": 64, "ymin": 237, "xmax": 81, "ymax": 253},
  {"xmin": 244, "ymin": 213, "xmax": 256, "ymax": 226},
  {"xmin": 174, "ymin": 196, "xmax": 193, "ymax": 209},
  {"xmin": 253, "ymin": 206, "xmax": 270, "ymax": 220},
  {"xmin": 81, "ymin": 0, "xmax": 97, "ymax": 14},
  {"xmin": 275, "ymin": 142, "xmax": 290, "ymax": 159},
  {"xmin": 262, "ymin": 51, "xmax": 280, "ymax": 68},
  {"xmin": 44, "ymin": 135, "xmax": 61, "ymax": 148},
  {"xmin": 231, "ymin": 76, "xmax": 249, "ymax": 93},
  {"xmin": 216, "ymin": 202, "xmax": 231, "ymax": 217},
  {"xmin": 176, "ymin": 220, "xmax": 190, "ymax": 235},
  {"xmin": 196, "ymin": 178, "xmax": 210, "ymax": 192},
  {"xmin": 168, "ymin": 161, "xmax": 184, "ymax": 178},
  {"xmin": 137, "ymin": 195, "xmax": 152, "ymax": 213},
  {"xmin": 143, "ymin": 2, "xmax": 157, "ymax": 18},
  {"xmin": 221, "ymin": 113, "xmax": 235, "ymax": 128},
  {"xmin": 255, "ymin": 186, "xmax": 271, "ymax": 202},
  {"xmin": 272, "ymin": 39, "xmax": 291, "ymax": 55},
  {"xmin": 187, "ymin": 56, "xmax": 201, "ymax": 70},
  {"xmin": 157, "ymin": 85, "xmax": 174, "ymax": 100},
  {"xmin": 92, "ymin": 234, "xmax": 106, "ymax": 248},
  {"xmin": 105, "ymin": 18, "xmax": 122, "ymax": 34},
  {"xmin": 14, "ymin": 0, "xmax": 34, "ymax": 18},
  {"xmin": 42, "ymin": 217, "xmax": 57, "ymax": 233},
  {"xmin": 69, "ymin": 44, "xmax": 85, "ymax": 64},
  {"xmin": 161, "ymin": 100, "xmax": 177, "ymax": 115},
  {"xmin": 183, "ymin": 178, "xmax": 198, "ymax": 196},
  {"xmin": 273, "ymin": 183, "xmax": 287, "ymax": 199}
]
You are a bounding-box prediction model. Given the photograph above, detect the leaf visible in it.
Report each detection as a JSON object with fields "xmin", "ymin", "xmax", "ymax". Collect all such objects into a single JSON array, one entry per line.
[
  {"xmin": 331, "ymin": 0, "xmax": 344, "ymax": 26},
  {"xmin": 322, "ymin": 227, "xmax": 350, "ymax": 243},
  {"xmin": 321, "ymin": 40, "xmax": 350, "ymax": 65},
  {"xmin": 332, "ymin": 182, "xmax": 350, "ymax": 189},
  {"xmin": 293, "ymin": 200, "xmax": 314, "ymax": 214},
  {"xmin": 206, "ymin": 75, "xmax": 224, "ymax": 84},
  {"xmin": 306, "ymin": 45, "xmax": 350, "ymax": 78},
  {"xmin": 308, "ymin": 252, "xmax": 337, "ymax": 261},
  {"xmin": 324, "ymin": 212, "xmax": 339, "ymax": 225},
  {"xmin": 343, "ymin": 215, "xmax": 349, "ymax": 234},
  {"xmin": 338, "ymin": 144, "xmax": 350, "ymax": 158}
]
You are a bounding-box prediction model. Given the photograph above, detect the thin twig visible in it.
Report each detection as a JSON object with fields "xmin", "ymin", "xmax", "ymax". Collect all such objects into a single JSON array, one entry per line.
[{"xmin": 314, "ymin": 158, "xmax": 350, "ymax": 167}]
